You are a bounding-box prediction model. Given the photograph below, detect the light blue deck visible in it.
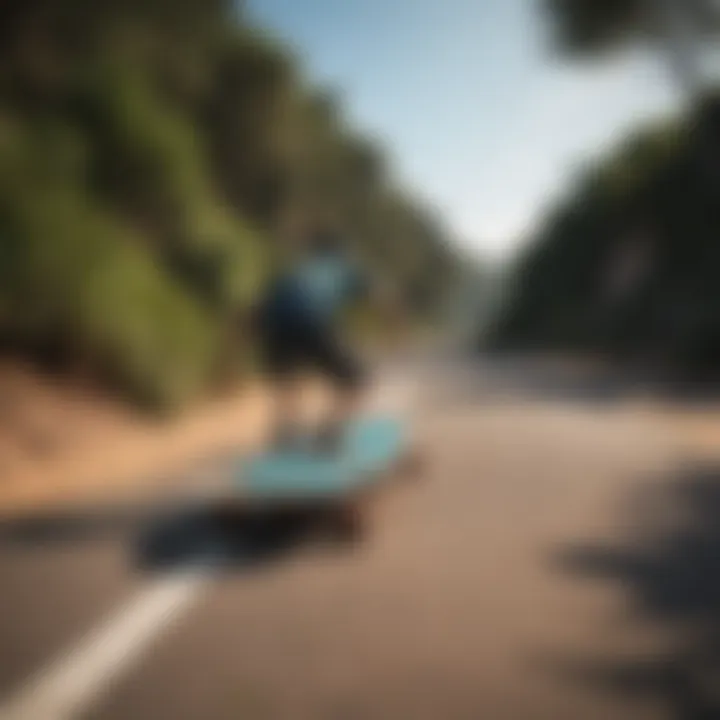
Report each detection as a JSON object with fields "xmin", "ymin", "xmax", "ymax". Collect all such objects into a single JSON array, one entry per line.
[{"xmin": 240, "ymin": 417, "xmax": 404, "ymax": 500}]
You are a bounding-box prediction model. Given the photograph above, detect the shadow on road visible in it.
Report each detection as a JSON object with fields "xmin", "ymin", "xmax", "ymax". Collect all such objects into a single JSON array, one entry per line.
[
  {"xmin": 135, "ymin": 504, "xmax": 346, "ymax": 572},
  {"xmin": 443, "ymin": 355, "xmax": 720, "ymax": 411},
  {"xmin": 0, "ymin": 499, "xmax": 352, "ymax": 574},
  {"xmin": 550, "ymin": 461, "xmax": 720, "ymax": 720}
]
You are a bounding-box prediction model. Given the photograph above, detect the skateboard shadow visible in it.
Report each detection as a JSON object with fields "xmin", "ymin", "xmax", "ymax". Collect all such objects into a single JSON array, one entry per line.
[
  {"xmin": 546, "ymin": 460, "xmax": 720, "ymax": 720},
  {"xmin": 134, "ymin": 504, "xmax": 339, "ymax": 573}
]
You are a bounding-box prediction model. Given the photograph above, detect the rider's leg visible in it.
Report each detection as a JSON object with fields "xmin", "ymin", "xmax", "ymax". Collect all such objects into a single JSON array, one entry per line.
[
  {"xmin": 314, "ymin": 330, "xmax": 366, "ymax": 452},
  {"xmin": 260, "ymin": 320, "xmax": 306, "ymax": 450}
]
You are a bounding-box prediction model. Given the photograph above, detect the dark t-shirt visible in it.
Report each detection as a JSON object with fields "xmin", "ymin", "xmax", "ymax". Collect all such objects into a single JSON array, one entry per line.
[{"xmin": 261, "ymin": 251, "xmax": 366, "ymax": 329}]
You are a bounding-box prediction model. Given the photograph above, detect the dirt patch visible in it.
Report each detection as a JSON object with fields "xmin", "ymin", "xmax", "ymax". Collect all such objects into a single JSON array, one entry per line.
[{"xmin": 0, "ymin": 362, "xmax": 274, "ymax": 514}]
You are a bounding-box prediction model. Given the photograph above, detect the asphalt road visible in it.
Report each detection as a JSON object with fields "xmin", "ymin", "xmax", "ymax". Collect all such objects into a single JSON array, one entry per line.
[{"xmin": 1, "ymin": 356, "xmax": 718, "ymax": 720}]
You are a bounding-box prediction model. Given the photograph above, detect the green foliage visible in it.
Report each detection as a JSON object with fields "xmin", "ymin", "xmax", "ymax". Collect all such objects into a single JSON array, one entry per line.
[
  {"xmin": 83, "ymin": 237, "xmax": 215, "ymax": 411},
  {"xmin": 87, "ymin": 61, "xmax": 265, "ymax": 310},
  {"xmin": 543, "ymin": 0, "xmax": 720, "ymax": 58},
  {"xmin": 0, "ymin": 0, "xmax": 459, "ymax": 411},
  {"xmin": 489, "ymin": 93, "xmax": 720, "ymax": 373},
  {"xmin": 0, "ymin": 115, "xmax": 215, "ymax": 409}
]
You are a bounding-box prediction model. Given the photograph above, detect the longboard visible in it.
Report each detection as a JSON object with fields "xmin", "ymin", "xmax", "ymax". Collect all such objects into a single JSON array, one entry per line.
[{"xmin": 234, "ymin": 416, "xmax": 409, "ymax": 541}]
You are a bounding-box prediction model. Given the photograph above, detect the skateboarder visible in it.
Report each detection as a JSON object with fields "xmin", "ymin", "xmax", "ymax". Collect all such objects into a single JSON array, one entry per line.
[{"xmin": 253, "ymin": 226, "xmax": 397, "ymax": 453}]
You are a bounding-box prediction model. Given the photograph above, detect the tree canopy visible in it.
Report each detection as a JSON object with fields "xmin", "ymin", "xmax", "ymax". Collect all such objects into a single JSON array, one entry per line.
[
  {"xmin": 488, "ymin": 96, "xmax": 720, "ymax": 374},
  {"xmin": 543, "ymin": 0, "xmax": 720, "ymax": 96},
  {"xmin": 544, "ymin": 0, "xmax": 720, "ymax": 57}
]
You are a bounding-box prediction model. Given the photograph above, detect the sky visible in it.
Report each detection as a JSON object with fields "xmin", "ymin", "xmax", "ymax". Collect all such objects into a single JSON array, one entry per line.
[{"xmin": 248, "ymin": 0, "xmax": 680, "ymax": 260}]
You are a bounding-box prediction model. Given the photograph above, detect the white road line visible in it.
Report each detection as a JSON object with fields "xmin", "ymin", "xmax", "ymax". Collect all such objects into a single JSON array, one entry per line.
[
  {"xmin": 0, "ymin": 571, "xmax": 210, "ymax": 720},
  {"xmin": 0, "ymin": 374, "xmax": 420, "ymax": 720}
]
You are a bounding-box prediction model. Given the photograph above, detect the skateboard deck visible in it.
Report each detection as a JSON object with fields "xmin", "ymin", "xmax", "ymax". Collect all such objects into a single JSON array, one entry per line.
[{"xmin": 239, "ymin": 416, "xmax": 405, "ymax": 502}]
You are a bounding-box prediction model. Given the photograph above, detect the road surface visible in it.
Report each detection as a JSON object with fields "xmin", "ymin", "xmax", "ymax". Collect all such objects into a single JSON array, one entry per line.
[{"xmin": 1, "ymin": 356, "xmax": 719, "ymax": 719}]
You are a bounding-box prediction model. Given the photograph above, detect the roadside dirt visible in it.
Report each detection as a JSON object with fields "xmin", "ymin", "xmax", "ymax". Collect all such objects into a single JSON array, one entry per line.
[{"xmin": 0, "ymin": 362, "xmax": 272, "ymax": 514}]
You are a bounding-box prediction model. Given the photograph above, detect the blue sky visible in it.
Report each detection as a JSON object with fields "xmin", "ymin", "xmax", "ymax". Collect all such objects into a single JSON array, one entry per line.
[{"xmin": 248, "ymin": 0, "xmax": 679, "ymax": 259}]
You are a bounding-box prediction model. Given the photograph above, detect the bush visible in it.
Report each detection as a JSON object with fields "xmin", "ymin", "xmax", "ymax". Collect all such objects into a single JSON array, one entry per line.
[{"xmin": 0, "ymin": 116, "xmax": 217, "ymax": 410}]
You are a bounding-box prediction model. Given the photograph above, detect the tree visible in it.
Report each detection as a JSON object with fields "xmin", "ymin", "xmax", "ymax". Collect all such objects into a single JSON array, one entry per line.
[
  {"xmin": 489, "ymin": 97, "xmax": 720, "ymax": 372},
  {"xmin": 544, "ymin": 0, "xmax": 720, "ymax": 101}
]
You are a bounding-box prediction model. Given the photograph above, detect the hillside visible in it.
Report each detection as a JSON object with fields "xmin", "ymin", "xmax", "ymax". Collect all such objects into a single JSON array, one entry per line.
[
  {"xmin": 0, "ymin": 0, "xmax": 460, "ymax": 411},
  {"xmin": 488, "ymin": 93, "xmax": 720, "ymax": 376}
]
